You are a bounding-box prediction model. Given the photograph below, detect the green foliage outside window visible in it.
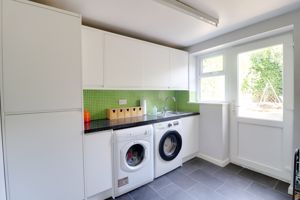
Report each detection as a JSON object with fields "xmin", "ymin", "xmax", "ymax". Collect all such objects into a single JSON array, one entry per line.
[{"xmin": 241, "ymin": 46, "xmax": 283, "ymax": 102}]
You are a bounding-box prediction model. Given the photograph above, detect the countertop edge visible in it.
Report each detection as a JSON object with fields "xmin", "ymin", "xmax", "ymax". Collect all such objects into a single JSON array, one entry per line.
[{"xmin": 84, "ymin": 112, "xmax": 200, "ymax": 134}]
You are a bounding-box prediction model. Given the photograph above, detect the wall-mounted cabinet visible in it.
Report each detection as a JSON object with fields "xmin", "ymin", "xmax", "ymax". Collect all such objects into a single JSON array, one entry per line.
[
  {"xmin": 104, "ymin": 33, "xmax": 144, "ymax": 88},
  {"xmin": 142, "ymin": 43, "xmax": 170, "ymax": 89},
  {"xmin": 170, "ymin": 49, "xmax": 189, "ymax": 90},
  {"xmin": 82, "ymin": 26, "xmax": 104, "ymax": 89},
  {"xmin": 81, "ymin": 26, "xmax": 189, "ymax": 90}
]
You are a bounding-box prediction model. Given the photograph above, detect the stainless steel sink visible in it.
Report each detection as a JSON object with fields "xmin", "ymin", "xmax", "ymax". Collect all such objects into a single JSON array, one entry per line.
[{"xmin": 158, "ymin": 111, "xmax": 191, "ymax": 117}]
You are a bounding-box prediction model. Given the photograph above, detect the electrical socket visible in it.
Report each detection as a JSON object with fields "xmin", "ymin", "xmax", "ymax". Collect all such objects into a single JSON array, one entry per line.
[{"xmin": 119, "ymin": 99, "xmax": 127, "ymax": 105}]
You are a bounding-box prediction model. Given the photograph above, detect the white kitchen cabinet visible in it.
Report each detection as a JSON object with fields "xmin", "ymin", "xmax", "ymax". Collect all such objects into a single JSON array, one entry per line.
[
  {"xmin": 0, "ymin": 0, "xmax": 6, "ymax": 198},
  {"xmin": 4, "ymin": 111, "xmax": 84, "ymax": 200},
  {"xmin": 85, "ymin": 130, "xmax": 112, "ymax": 198},
  {"xmin": 181, "ymin": 115, "xmax": 200, "ymax": 158},
  {"xmin": 2, "ymin": 0, "xmax": 82, "ymax": 114},
  {"xmin": 82, "ymin": 26, "xmax": 104, "ymax": 89},
  {"xmin": 170, "ymin": 49, "xmax": 189, "ymax": 90},
  {"xmin": 142, "ymin": 43, "xmax": 170, "ymax": 89},
  {"xmin": 104, "ymin": 33, "xmax": 143, "ymax": 88}
]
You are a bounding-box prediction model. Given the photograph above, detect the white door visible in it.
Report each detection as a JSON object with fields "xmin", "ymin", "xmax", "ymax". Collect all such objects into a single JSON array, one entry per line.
[
  {"xmin": 2, "ymin": 0, "xmax": 82, "ymax": 113},
  {"xmin": 170, "ymin": 49, "xmax": 189, "ymax": 90},
  {"xmin": 4, "ymin": 111, "xmax": 84, "ymax": 200},
  {"xmin": 230, "ymin": 34, "xmax": 294, "ymax": 181},
  {"xmin": 85, "ymin": 131, "xmax": 112, "ymax": 197},
  {"xmin": 142, "ymin": 43, "xmax": 170, "ymax": 89},
  {"xmin": 104, "ymin": 33, "xmax": 143, "ymax": 88},
  {"xmin": 82, "ymin": 26, "xmax": 104, "ymax": 89}
]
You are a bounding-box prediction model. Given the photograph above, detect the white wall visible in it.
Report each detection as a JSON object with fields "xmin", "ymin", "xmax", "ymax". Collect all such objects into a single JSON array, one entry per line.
[{"xmin": 188, "ymin": 8, "xmax": 300, "ymax": 156}]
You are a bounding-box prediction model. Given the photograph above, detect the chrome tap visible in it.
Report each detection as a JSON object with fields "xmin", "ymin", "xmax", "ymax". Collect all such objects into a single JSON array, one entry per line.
[{"xmin": 163, "ymin": 96, "xmax": 176, "ymax": 116}]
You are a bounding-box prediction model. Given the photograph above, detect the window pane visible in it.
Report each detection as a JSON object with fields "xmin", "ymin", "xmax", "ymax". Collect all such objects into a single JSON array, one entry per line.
[
  {"xmin": 202, "ymin": 55, "xmax": 223, "ymax": 73},
  {"xmin": 200, "ymin": 76, "xmax": 225, "ymax": 101},
  {"xmin": 238, "ymin": 45, "xmax": 283, "ymax": 121}
]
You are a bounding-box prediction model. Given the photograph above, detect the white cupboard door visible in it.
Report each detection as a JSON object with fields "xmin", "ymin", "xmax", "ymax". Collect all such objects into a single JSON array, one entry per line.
[
  {"xmin": 2, "ymin": 0, "xmax": 82, "ymax": 113},
  {"xmin": 142, "ymin": 44, "xmax": 170, "ymax": 89},
  {"xmin": 181, "ymin": 116, "xmax": 200, "ymax": 158},
  {"xmin": 170, "ymin": 49, "xmax": 189, "ymax": 90},
  {"xmin": 82, "ymin": 26, "xmax": 104, "ymax": 89},
  {"xmin": 104, "ymin": 33, "xmax": 143, "ymax": 88},
  {"xmin": 85, "ymin": 131, "xmax": 112, "ymax": 197},
  {"xmin": 4, "ymin": 111, "xmax": 84, "ymax": 200}
]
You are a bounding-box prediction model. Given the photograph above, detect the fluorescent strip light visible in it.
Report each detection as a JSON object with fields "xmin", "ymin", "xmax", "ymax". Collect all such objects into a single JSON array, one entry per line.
[{"xmin": 154, "ymin": 0, "xmax": 219, "ymax": 27}]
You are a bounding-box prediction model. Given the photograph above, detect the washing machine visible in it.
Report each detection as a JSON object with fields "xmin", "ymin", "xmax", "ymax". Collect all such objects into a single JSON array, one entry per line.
[
  {"xmin": 113, "ymin": 125, "xmax": 154, "ymax": 197},
  {"xmin": 154, "ymin": 119, "xmax": 183, "ymax": 178}
]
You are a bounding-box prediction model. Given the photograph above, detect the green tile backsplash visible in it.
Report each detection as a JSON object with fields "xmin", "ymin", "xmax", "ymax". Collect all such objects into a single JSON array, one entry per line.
[{"xmin": 83, "ymin": 90, "xmax": 199, "ymax": 120}]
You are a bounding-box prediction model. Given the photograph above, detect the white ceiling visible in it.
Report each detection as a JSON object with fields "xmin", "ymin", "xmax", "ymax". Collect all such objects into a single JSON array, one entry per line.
[{"xmin": 32, "ymin": 0, "xmax": 300, "ymax": 48}]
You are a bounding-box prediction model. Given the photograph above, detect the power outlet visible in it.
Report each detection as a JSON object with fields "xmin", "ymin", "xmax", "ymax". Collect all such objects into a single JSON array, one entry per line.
[{"xmin": 119, "ymin": 99, "xmax": 127, "ymax": 105}]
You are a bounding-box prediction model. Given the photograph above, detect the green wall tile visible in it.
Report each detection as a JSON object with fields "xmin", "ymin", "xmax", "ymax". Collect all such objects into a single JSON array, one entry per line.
[
  {"xmin": 83, "ymin": 90, "xmax": 199, "ymax": 120},
  {"xmin": 175, "ymin": 91, "xmax": 200, "ymax": 113}
]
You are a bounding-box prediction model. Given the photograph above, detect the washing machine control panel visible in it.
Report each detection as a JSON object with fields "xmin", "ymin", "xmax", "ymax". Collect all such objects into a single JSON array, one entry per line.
[{"xmin": 173, "ymin": 121, "xmax": 179, "ymax": 126}]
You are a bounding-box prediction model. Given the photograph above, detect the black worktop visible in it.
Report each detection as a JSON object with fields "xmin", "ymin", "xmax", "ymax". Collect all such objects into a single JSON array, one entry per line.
[{"xmin": 84, "ymin": 112, "xmax": 200, "ymax": 133}]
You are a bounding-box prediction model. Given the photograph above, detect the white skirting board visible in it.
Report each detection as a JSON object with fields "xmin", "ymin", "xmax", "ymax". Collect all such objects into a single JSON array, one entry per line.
[
  {"xmin": 288, "ymin": 184, "xmax": 293, "ymax": 195},
  {"xmin": 197, "ymin": 153, "xmax": 230, "ymax": 167},
  {"xmin": 87, "ymin": 189, "xmax": 112, "ymax": 200},
  {"xmin": 182, "ymin": 153, "xmax": 199, "ymax": 163}
]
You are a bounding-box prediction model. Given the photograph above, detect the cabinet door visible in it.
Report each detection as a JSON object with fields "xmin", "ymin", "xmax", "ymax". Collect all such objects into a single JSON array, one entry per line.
[
  {"xmin": 142, "ymin": 44, "xmax": 170, "ymax": 89},
  {"xmin": 82, "ymin": 26, "xmax": 104, "ymax": 89},
  {"xmin": 2, "ymin": 0, "xmax": 82, "ymax": 113},
  {"xmin": 85, "ymin": 131, "xmax": 112, "ymax": 197},
  {"xmin": 4, "ymin": 111, "xmax": 84, "ymax": 200},
  {"xmin": 170, "ymin": 49, "xmax": 189, "ymax": 90},
  {"xmin": 181, "ymin": 116, "xmax": 200, "ymax": 158},
  {"xmin": 104, "ymin": 33, "xmax": 143, "ymax": 88}
]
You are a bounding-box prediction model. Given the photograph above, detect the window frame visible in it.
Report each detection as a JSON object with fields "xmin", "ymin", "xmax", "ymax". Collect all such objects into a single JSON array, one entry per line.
[{"xmin": 197, "ymin": 52, "xmax": 227, "ymax": 102}]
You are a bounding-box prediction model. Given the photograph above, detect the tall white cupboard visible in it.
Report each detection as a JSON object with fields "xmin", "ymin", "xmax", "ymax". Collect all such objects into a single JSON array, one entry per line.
[
  {"xmin": 1, "ymin": 1, "xmax": 84, "ymax": 200},
  {"xmin": 0, "ymin": 0, "xmax": 7, "ymax": 199}
]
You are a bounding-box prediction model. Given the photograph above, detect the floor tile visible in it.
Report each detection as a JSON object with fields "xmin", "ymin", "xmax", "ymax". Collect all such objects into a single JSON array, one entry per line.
[
  {"xmin": 186, "ymin": 157, "xmax": 207, "ymax": 167},
  {"xmin": 129, "ymin": 185, "xmax": 162, "ymax": 200},
  {"xmin": 274, "ymin": 180, "xmax": 290, "ymax": 194},
  {"xmin": 214, "ymin": 169, "xmax": 253, "ymax": 189},
  {"xmin": 238, "ymin": 168, "xmax": 278, "ymax": 188},
  {"xmin": 247, "ymin": 182, "xmax": 291, "ymax": 200},
  {"xmin": 221, "ymin": 163, "xmax": 243, "ymax": 174},
  {"xmin": 164, "ymin": 190, "xmax": 196, "ymax": 200},
  {"xmin": 113, "ymin": 160, "xmax": 292, "ymax": 200},
  {"xmin": 115, "ymin": 194, "xmax": 135, "ymax": 200},
  {"xmin": 189, "ymin": 169, "xmax": 224, "ymax": 190},
  {"xmin": 148, "ymin": 175, "xmax": 172, "ymax": 191},
  {"xmin": 157, "ymin": 183, "xmax": 182, "ymax": 198},
  {"xmin": 166, "ymin": 169, "xmax": 197, "ymax": 190},
  {"xmin": 177, "ymin": 160, "xmax": 202, "ymax": 175},
  {"xmin": 217, "ymin": 182, "xmax": 263, "ymax": 200},
  {"xmin": 188, "ymin": 182, "xmax": 226, "ymax": 200},
  {"xmin": 198, "ymin": 161, "xmax": 223, "ymax": 175}
]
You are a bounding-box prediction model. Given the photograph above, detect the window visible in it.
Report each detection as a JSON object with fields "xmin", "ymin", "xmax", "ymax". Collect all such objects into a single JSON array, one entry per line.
[
  {"xmin": 199, "ymin": 54, "xmax": 225, "ymax": 102},
  {"xmin": 237, "ymin": 44, "xmax": 283, "ymax": 121}
]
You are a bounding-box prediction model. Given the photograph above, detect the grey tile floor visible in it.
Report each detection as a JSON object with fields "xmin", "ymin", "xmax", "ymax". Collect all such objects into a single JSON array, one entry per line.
[{"xmin": 109, "ymin": 157, "xmax": 291, "ymax": 200}]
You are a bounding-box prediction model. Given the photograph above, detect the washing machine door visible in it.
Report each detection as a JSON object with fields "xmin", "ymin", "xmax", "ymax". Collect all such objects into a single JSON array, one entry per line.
[
  {"xmin": 159, "ymin": 130, "xmax": 182, "ymax": 161},
  {"xmin": 120, "ymin": 141, "xmax": 150, "ymax": 172}
]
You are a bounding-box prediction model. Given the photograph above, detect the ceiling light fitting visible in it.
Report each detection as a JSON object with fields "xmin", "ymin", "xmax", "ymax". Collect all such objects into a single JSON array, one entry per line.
[{"xmin": 154, "ymin": 0, "xmax": 219, "ymax": 27}]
